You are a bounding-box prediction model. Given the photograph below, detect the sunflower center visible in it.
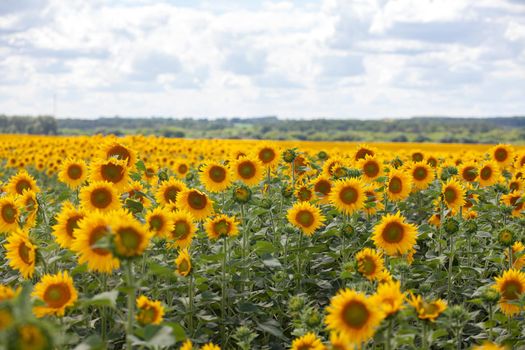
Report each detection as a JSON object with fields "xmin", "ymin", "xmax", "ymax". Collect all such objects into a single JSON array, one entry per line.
[
  {"xmin": 16, "ymin": 180, "xmax": 32, "ymax": 194},
  {"xmin": 422, "ymin": 302, "xmax": 439, "ymax": 315},
  {"xmin": 510, "ymin": 182, "xmax": 519, "ymax": 192},
  {"xmin": 462, "ymin": 167, "xmax": 477, "ymax": 181},
  {"xmin": 342, "ymin": 301, "xmax": 370, "ymax": 329},
  {"xmin": 19, "ymin": 325, "xmax": 46, "ymax": 348},
  {"xmin": 495, "ymin": 148, "xmax": 508, "ymax": 162},
  {"xmin": 213, "ymin": 219, "xmax": 231, "ymax": 236},
  {"xmin": 173, "ymin": 220, "xmax": 190, "ymax": 240},
  {"xmin": 188, "ymin": 191, "xmax": 207, "ymax": 210},
  {"xmin": 163, "ymin": 186, "xmax": 180, "ymax": 203},
  {"xmin": 413, "ymin": 167, "xmax": 427, "ymax": 180},
  {"xmin": 118, "ymin": 228, "xmax": 142, "ymax": 251},
  {"xmin": 178, "ymin": 164, "xmax": 188, "ymax": 174},
  {"xmin": 66, "ymin": 215, "xmax": 83, "ymax": 238},
  {"xmin": 67, "ymin": 164, "xmax": 83, "ymax": 180},
  {"xmin": 314, "ymin": 180, "xmax": 331, "ymax": 195},
  {"xmin": 412, "ymin": 152, "xmax": 424, "ymax": 162},
  {"xmin": 339, "ymin": 187, "xmax": 358, "ymax": 205},
  {"xmin": 139, "ymin": 307, "xmax": 157, "ymax": 324},
  {"xmin": 149, "ymin": 216, "xmax": 163, "ymax": 231},
  {"xmin": 108, "ymin": 145, "xmax": 131, "ymax": 165},
  {"xmin": 480, "ymin": 167, "xmax": 492, "ymax": 180},
  {"xmin": 356, "ymin": 149, "xmax": 373, "ymax": 161},
  {"xmin": 209, "ymin": 166, "xmax": 226, "ymax": 183},
  {"xmin": 101, "ymin": 163, "xmax": 124, "ymax": 183},
  {"xmin": 297, "ymin": 188, "xmax": 312, "ymax": 201},
  {"xmin": 89, "ymin": 226, "xmax": 111, "ymax": 256},
  {"xmin": 388, "ymin": 177, "xmax": 402, "ymax": 194},
  {"xmin": 18, "ymin": 242, "xmax": 32, "ymax": 265},
  {"xmin": 364, "ymin": 161, "xmax": 379, "ymax": 177},
  {"xmin": 43, "ymin": 283, "xmax": 71, "ymax": 308},
  {"xmin": 91, "ymin": 188, "xmax": 113, "ymax": 209},
  {"xmin": 145, "ymin": 168, "xmax": 155, "ymax": 178},
  {"xmin": 238, "ymin": 161, "xmax": 256, "ymax": 179},
  {"xmin": 259, "ymin": 148, "xmax": 276, "ymax": 163},
  {"xmin": 502, "ymin": 280, "xmax": 523, "ymax": 300},
  {"xmin": 295, "ymin": 210, "xmax": 315, "ymax": 227},
  {"xmin": 1, "ymin": 204, "xmax": 17, "ymax": 223},
  {"xmin": 444, "ymin": 187, "xmax": 457, "ymax": 203},
  {"xmin": 178, "ymin": 259, "xmax": 190, "ymax": 274},
  {"xmin": 382, "ymin": 222, "xmax": 404, "ymax": 243},
  {"xmin": 360, "ymin": 257, "xmax": 376, "ymax": 275}
]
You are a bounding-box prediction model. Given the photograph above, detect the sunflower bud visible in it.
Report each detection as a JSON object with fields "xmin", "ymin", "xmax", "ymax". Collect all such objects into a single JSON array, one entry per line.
[
  {"xmin": 498, "ymin": 227, "xmax": 514, "ymax": 247},
  {"xmin": 282, "ymin": 185, "xmax": 293, "ymax": 198},
  {"xmin": 288, "ymin": 295, "xmax": 306, "ymax": 313},
  {"xmin": 443, "ymin": 217, "xmax": 459, "ymax": 235},
  {"xmin": 463, "ymin": 220, "xmax": 477, "ymax": 235},
  {"xmin": 481, "ymin": 287, "xmax": 499, "ymax": 304},
  {"xmin": 341, "ymin": 223, "xmax": 355, "ymax": 237},
  {"xmin": 282, "ymin": 149, "xmax": 297, "ymax": 163},
  {"xmin": 260, "ymin": 198, "xmax": 272, "ymax": 209},
  {"xmin": 304, "ymin": 308, "xmax": 322, "ymax": 328},
  {"xmin": 346, "ymin": 168, "xmax": 361, "ymax": 179},
  {"xmin": 185, "ymin": 172, "xmax": 194, "ymax": 181},
  {"xmin": 317, "ymin": 151, "xmax": 328, "ymax": 160},
  {"xmin": 233, "ymin": 185, "xmax": 252, "ymax": 204}
]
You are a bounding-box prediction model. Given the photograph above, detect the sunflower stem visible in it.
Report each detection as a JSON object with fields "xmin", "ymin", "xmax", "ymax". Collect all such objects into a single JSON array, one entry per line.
[
  {"xmin": 101, "ymin": 273, "xmax": 107, "ymax": 342},
  {"xmin": 296, "ymin": 231, "xmax": 304, "ymax": 292},
  {"xmin": 488, "ymin": 303, "xmax": 493, "ymax": 341},
  {"xmin": 422, "ymin": 321, "xmax": 429, "ymax": 350},
  {"xmin": 509, "ymin": 246, "xmax": 513, "ymax": 270},
  {"xmin": 125, "ymin": 261, "xmax": 135, "ymax": 350},
  {"xmin": 221, "ymin": 237, "xmax": 228, "ymax": 345},
  {"xmin": 447, "ymin": 235, "xmax": 454, "ymax": 304},
  {"xmin": 385, "ymin": 317, "xmax": 393, "ymax": 350},
  {"xmin": 188, "ymin": 273, "xmax": 194, "ymax": 336}
]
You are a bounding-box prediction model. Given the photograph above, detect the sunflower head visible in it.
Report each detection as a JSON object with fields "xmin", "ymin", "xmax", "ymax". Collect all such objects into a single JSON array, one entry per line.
[
  {"xmin": 89, "ymin": 158, "xmax": 130, "ymax": 192},
  {"xmin": 205, "ymin": 214, "xmax": 239, "ymax": 240},
  {"xmin": 79, "ymin": 181, "xmax": 121, "ymax": 212},
  {"xmin": 355, "ymin": 248, "xmax": 384, "ymax": 281},
  {"xmin": 175, "ymin": 248, "xmax": 192, "ymax": 277},
  {"xmin": 442, "ymin": 178, "xmax": 466, "ymax": 211},
  {"xmin": 6, "ymin": 170, "xmax": 40, "ymax": 196},
  {"xmin": 494, "ymin": 269, "xmax": 525, "ymax": 316},
  {"xmin": 52, "ymin": 201, "xmax": 86, "ymax": 249},
  {"xmin": 7, "ymin": 322, "xmax": 52, "ymax": 350},
  {"xmin": 58, "ymin": 159, "xmax": 88, "ymax": 188},
  {"xmin": 32, "ymin": 271, "xmax": 78, "ymax": 317},
  {"xmin": 112, "ymin": 213, "xmax": 151, "ymax": 259},
  {"xmin": 372, "ymin": 212, "xmax": 418, "ymax": 256},
  {"xmin": 155, "ymin": 178, "xmax": 188, "ymax": 207},
  {"xmin": 329, "ymin": 178, "xmax": 365, "ymax": 215},
  {"xmin": 232, "ymin": 156, "xmax": 264, "ymax": 187},
  {"xmin": 290, "ymin": 332, "xmax": 325, "ymax": 350},
  {"xmin": 200, "ymin": 162, "xmax": 232, "ymax": 193},
  {"xmin": 136, "ymin": 295, "xmax": 164, "ymax": 326},
  {"xmin": 287, "ymin": 201, "xmax": 325, "ymax": 236},
  {"xmin": 372, "ymin": 281, "xmax": 405, "ymax": 317},
  {"xmin": 5, "ymin": 229, "xmax": 37, "ymax": 279},
  {"xmin": 0, "ymin": 196, "xmax": 20, "ymax": 233},
  {"xmin": 102, "ymin": 141, "xmax": 137, "ymax": 167},
  {"xmin": 407, "ymin": 292, "xmax": 447, "ymax": 321},
  {"xmin": 386, "ymin": 169, "xmax": 412, "ymax": 201},
  {"xmin": 176, "ymin": 188, "xmax": 214, "ymax": 221}
]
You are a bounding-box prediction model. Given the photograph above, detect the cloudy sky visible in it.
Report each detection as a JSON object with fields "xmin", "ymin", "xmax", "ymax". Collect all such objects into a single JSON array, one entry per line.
[{"xmin": 0, "ymin": 0, "xmax": 524, "ymax": 119}]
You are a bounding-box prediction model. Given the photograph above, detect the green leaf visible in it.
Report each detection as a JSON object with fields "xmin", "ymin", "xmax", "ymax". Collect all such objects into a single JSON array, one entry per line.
[
  {"xmin": 82, "ymin": 290, "xmax": 119, "ymax": 309},
  {"xmin": 262, "ymin": 255, "xmax": 282, "ymax": 269}
]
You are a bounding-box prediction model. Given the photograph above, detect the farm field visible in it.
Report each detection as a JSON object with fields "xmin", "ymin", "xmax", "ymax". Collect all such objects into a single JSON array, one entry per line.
[{"xmin": 0, "ymin": 135, "xmax": 524, "ymax": 350}]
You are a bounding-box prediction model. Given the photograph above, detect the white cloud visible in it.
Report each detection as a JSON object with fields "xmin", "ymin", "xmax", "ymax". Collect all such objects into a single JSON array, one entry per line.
[{"xmin": 0, "ymin": 0, "xmax": 523, "ymax": 118}]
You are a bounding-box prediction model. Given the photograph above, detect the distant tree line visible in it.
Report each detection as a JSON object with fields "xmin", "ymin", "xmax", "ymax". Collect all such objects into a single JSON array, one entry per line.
[{"xmin": 0, "ymin": 115, "xmax": 57, "ymax": 135}]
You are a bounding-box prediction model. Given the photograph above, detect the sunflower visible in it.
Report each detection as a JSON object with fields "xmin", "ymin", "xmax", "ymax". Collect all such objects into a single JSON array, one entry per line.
[
  {"xmin": 155, "ymin": 178, "xmax": 187, "ymax": 207},
  {"xmin": 372, "ymin": 212, "xmax": 417, "ymax": 256},
  {"xmin": 508, "ymin": 177, "xmax": 524, "ymax": 193},
  {"xmin": 180, "ymin": 340, "xmax": 193, "ymax": 350},
  {"xmin": 58, "ymin": 159, "xmax": 88, "ymax": 188},
  {"xmin": 176, "ymin": 188, "xmax": 214, "ymax": 220},
  {"xmin": 310, "ymin": 176, "xmax": 333, "ymax": 204},
  {"xmin": 174, "ymin": 160, "xmax": 190, "ymax": 178},
  {"xmin": 0, "ymin": 307, "xmax": 13, "ymax": 331},
  {"xmin": 17, "ymin": 189, "xmax": 38, "ymax": 228},
  {"xmin": 322, "ymin": 157, "xmax": 347, "ymax": 178},
  {"xmin": 458, "ymin": 162, "xmax": 478, "ymax": 183},
  {"xmin": 354, "ymin": 144, "xmax": 376, "ymax": 161},
  {"xmin": 295, "ymin": 183, "xmax": 314, "ymax": 202},
  {"xmin": 255, "ymin": 143, "xmax": 280, "ymax": 169},
  {"xmin": 79, "ymin": 181, "xmax": 121, "ymax": 212},
  {"xmin": 52, "ymin": 202, "xmax": 86, "ymax": 249},
  {"xmin": 101, "ymin": 141, "xmax": 137, "ymax": 167},
  {"xmin": 0, "ymin": 196, "xmax": 20, "ymax": 233},
  {"xmin": 409, "ymin": 162, "xmax": 434, "ymax": 190},
  {"xmin": 175, "ymin": 248, "xmax": 192, "ymax": 277},
  {"xmin": 407, "ymin": 293, "xmax": 447, "ymax": 321},
  {"xmin": 358, "ymin": 155, "xmax": 383, "ymax": 182},
  {"xmin": 355, "ymin": 248, "xmax": 384, "ymax": 281},
  {"xmin": 205, "ymin": 214, "xmax": 239, "ymax": 240},
  {"xmin": 325, "ymin": 289, "xmax": 385, "ymax": 344},
  {"xmin": 200, "ymin": 162, "xmax": 232, "ymax": 193},
  {"xmin": 200, "ymin": 343, "xmax": 221, "ymax": 350},
  {"xmin": 32, "ymin": 271, "xmax": 78, "ymax": 317},
  {"xmin": 376, "ymin": 269, "xmax": 394, "ymax": 284},
  {"xmin": 386, "ymin": 169, "xmax": 412, "ymax": 201},
  {"xmin": 168, "ymin": 210, "xmax": 197, "ymax": 248},
  {"xmin": 0, "ymin": 285, "xmax": 18, "ymax": 301},
  {"xmin": 478, "ymin": 162, "xmax": 500, "ymax": 187},
  {"xmin": 471, "ymin": 342, "xmax": 507, "ymax": 350},
  {"xmin": 5, "ymin": 229, "xmax": 36, "ymax": 279},
  {"xmin": 329, "ymin": 332, "xmax": 351, "ymax": 350},
  {"xmin": 441, "ymin": 178, "xmax": 466, "ymax": 212},
  {"xmin": 232, "ymin": 156, "xmax": 264, "ymax": 187},
  {"xmin": 493, "ymin": 269, "xmax": 525, "ymax": 316},
  {"xmin": 490, "ymin": 144, "xmax": 514, "ymax": 168},
  {"xmin": 71, "ymin": 211, "xmax": 120, "ymax": 273},
  {"xmin": 126, "ymin": 180, "xmax": 152, "ymax": 209},
  {"xmin": 287, "ymin": 201, "xmax": 325, "ymax": 236},
  {"xmin": 506, "ymin": 241, "xmax": 525, "ymax": 270},
  {"xmin": 89, "ymin": 158, "xmax": 129, "ymax": 192},
  {"xmin": 290, "ymin": 332, "xmax": 326, "ymax": 350},
  {"xmin": 112, "ymin": 213, "xmax": 151, "ymax": 258},
  {"xmin": 372, "ymin": 281, "xmax": 405, "ymax": 317},
  {"xmin": 501, "ymin": 192, "xmax": 524, "ymax": 217},
  {"xmin": 5, "ymin": 170, "xmax": 40, "ymax": 196},
  {"xmin": 329, "ymin": 178, "xmax": 365, "ymax": 215},
  {"xmin": 363, "ymin": 185, "xmax": 384, "ymax": 215},
  {"xmin": 8, "ymin": 322, "xmax": 52, "ymax": 350},
  {"xmin": 145, "ymin": 206, "xmax": 174, "ymax": 238},
  {"xmin": 136, "ymin": 295, "xmax": 164, "ymax": 326}
]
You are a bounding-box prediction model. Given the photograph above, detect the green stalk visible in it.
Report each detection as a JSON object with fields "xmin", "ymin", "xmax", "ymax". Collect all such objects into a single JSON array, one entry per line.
[
  {"xmin": 125, "ymin": 262, "xmax": 135, "ymax": 350},
  {"xmin": 296, "ymin": 232, "xmax": 304, "ymax": 292},
  {"xmin": 447, "ymin": 235, "xmax": 454, "ymax": 304},
  {"xmin": 101, "ymin": 273, "xmax": 107, "ymax": 342},
  {"xmin": 188, "ymin": 274, "xmax": 194, "ymax": 336},
  {"xmin": 422, "ymin": 322, "xmax": 429, "ymax": 350},
  {"xmin": 509, "ymin": 246, "xmax": 513, "ymax": 270},
  {"xmin": 385, "ymin": 318, "xmax": 393, "ymax": 350},
  {"xmin": 488, "ymin": 303, "xmax": 493, "ymax": 341},
  {"xmin": 221, "ymin": 237, "xmax": 228, "ymax": 344}
]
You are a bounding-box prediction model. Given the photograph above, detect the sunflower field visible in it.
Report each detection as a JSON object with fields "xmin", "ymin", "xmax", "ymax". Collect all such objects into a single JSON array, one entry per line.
[{"xmin": 0, "ymin": 135, "xmax": 524, "ymax": 350}]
